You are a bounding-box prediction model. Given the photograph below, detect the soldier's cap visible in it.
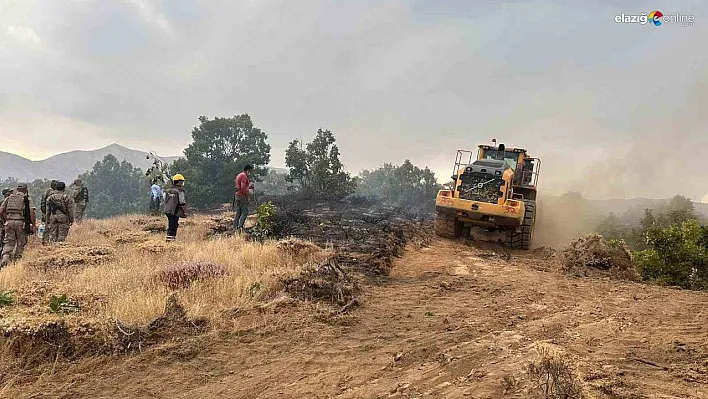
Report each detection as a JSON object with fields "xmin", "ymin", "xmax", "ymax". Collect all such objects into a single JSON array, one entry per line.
[
  {"xmin": 17, "ymin": 183, "xmax": 28, "ymax": 190},
  {"xmin": 1, "ymin": 188, "xmax": 11, "ymax": 196}
]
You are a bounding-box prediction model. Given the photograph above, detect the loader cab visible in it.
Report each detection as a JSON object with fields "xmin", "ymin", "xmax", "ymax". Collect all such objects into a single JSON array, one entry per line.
[
  {"xmin": 480, "ymin": 148, "xmax": 520, "ymax": 170},
  {"xmin": 477, "ymin": 144, "xmax": 541, "ymax": 200}
]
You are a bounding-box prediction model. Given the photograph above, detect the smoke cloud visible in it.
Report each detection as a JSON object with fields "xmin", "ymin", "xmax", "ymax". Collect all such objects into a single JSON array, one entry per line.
[{"xmin": 0, "ymin": 0, "xmax": 706, "ymax": 201}]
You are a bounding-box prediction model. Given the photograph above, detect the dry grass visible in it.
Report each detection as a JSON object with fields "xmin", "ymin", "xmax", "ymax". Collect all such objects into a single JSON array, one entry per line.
[{"xmin": 0, "ymin": 214, "xmax": 330, "ymax": 327}]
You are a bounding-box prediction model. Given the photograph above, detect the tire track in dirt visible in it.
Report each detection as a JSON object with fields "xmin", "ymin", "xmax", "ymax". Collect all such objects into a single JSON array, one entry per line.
[{"xmin": 6, "ymin": 238, "xmax": 708, "ymax": 398}]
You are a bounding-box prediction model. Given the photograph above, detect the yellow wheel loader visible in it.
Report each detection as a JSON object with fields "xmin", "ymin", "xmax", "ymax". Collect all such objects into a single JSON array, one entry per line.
[{"xmin": 434, "ymin": 141, "xmax": 541, "ymax": 250}]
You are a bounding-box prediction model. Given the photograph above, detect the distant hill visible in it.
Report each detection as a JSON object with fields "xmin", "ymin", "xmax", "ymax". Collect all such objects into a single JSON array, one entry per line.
[
  {"xmin": 0, "ymin": 144, "xmax": 291, "ymax": 183},
  {"xmin": 582, "ymin": 196, "xmax": 708, "ymax": 219},
  {"xmin": 0, "ymin": 144, "xmax": 181, "ymax": 183}
]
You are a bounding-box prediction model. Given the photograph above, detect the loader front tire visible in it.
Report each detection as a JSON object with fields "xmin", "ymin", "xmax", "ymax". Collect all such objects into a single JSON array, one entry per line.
[
  {"xmin": 505, "ymin": 200, "xmax": 536, "ymax": 250},
  {"xmin": 435, "ymin": 212, "xmax": 462, "ymax": 239}
]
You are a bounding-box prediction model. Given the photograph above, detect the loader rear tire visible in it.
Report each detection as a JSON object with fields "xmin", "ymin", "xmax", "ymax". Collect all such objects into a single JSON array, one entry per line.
[
  {"xmin": 505, "ymin": 200, "xmax": 536, "ymax": 250},
  {"xmin": 435, "ymin": 212, "xmax": 462, "ymax": 239}
]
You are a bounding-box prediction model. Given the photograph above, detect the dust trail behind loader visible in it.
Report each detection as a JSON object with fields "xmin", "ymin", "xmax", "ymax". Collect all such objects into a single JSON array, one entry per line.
[{"xmin": 434, "ymin": 141, "xmax": 541, "ymax": 250}]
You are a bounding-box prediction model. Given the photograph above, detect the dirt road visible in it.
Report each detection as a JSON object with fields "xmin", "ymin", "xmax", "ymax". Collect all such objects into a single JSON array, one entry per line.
[{"xmin": 7, "ymin": 238, "xmax": 708, "ymax": 398}]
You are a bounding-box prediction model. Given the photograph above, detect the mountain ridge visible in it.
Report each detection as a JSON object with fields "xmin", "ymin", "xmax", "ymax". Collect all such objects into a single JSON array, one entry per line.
[
  {"xmin": 0, "ymin": 144, "xmax": 290, "ymax": 183},
  {"xmin": 0, "ymin": 144, "xmax": 181, "ymax": 183}
]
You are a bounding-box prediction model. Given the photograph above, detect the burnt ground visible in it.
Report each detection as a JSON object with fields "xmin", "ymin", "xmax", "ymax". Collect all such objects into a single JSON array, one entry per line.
[
  {"xmin": 268, "ymin": 197, "xmax": 434, "ymax": 277},
  {"xmin": 3, "ymin": 199, "xmax": 708, "ymax": 398}
]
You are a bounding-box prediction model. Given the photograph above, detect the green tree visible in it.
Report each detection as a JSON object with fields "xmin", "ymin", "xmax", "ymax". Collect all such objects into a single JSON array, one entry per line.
[
  {"xmin": 635, "ymin": 220, "xmax": 708, "ymax": 289},
  {"xmin": 597, "ymin": 212, "xmax": 627, "ymax": 241},
  {"xmin": 0, "ymin": 177, "xmax": 20, "ymax": 194},
  {"xmin": 663, "ymin": 194, "xmax": 697, "ymax": 226},
  {"xmin": 640, "ymin": 208, "xmax": 656, "ymax": 230},
  {"xmin": 285, "ymin": 129, "xmax": 356, "ymax": 199},
  {"xmin": 357, "ymin": 160, "xmax": 440, "ymax": 207},
  {"xmin": 78, "ymin": 154, "xmax": 149, "ymax": 219},
  {"xmin": 0, "ymin": 177, "xmax": 53, "ymax": 214},
  {"xmin": 176, "ymin": 114, "xmax": 271, "ymax": 208},
  {"xmin": 257, "ymin": 168, "xmax": 291, "ymax": 196}
]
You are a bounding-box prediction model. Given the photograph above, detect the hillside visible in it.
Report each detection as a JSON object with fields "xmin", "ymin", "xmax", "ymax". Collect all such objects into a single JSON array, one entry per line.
[
  {"xmin": 2, "ymin": 202, "xmax": 707, "ymax": 398},
  {"xmin": 0, "ymin": 144, "xmax": 181, "ymax": 183}
]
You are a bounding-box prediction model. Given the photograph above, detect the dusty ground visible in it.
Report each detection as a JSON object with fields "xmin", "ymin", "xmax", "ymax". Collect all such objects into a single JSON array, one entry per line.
[{"xmin": 4, "ymin": 236, "xmax": 708, "ymax": 399}]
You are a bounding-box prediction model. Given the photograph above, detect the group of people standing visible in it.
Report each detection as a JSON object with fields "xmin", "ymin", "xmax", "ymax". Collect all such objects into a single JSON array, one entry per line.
[
  {"xmin": 0, "ymin": 165, "xmax": 255, "ymax": 266},
  {"xmin": 40, "ymin": 179, "xmax": 86, "ymax": 244},
  {"xmin": 0, "ymin": 179, "xmax": 88, "ymax": 269},
  {"xmin": 156, "ymin": 164, "xmax": 255, "ymax": 242}
]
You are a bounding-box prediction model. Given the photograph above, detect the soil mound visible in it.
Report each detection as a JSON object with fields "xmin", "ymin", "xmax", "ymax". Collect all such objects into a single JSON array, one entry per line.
[
  {"xmin": 276, "ymin": 238, "xmax": 323, "ymax": 259},
  {"xmin": 205, "ymin": 213, "xmax": 257, "ymax": 236},
  {"xmin": 136, "ymin": 240, "xmax": 169, "ymax": 253},
  {"xmin": 283, "ymin": 257, "xmax": 359, "ymax": 305},
  {"xmin": 156, "ymin": 261, "xmax": 228, "ymax": 289},
  {"xmin": 0, "ymin": 293, "xmax": 209, "ymax": 364},
  {"xmin": 562, "ymin": 234, "xmax": 639, "ymax": 281},
  {"xmin": 27, "ymin": 244, "xmax": 114, "ymax": 271},
  {"xmin": 115, "ymin": 293, "xmax": 208, "ymax": 354},
  {"xmin": 113, "ymin": 231, "xmax": 150, "ymax": 244}
]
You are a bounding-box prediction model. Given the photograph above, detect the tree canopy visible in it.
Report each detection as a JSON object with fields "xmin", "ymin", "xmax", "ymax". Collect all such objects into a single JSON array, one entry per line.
[
  {"xmin": 0, "ymin": 177, "xmax": 53, "ymax": 212},
  {"xmin": 285, "ymin": 128, "xmax": 356, "ymax": 200},
  {"xmin": 78, "ymin": 154, "xmax": 149, "ymax": 219},
  {"xmin": 597, "ymin": 194, "xmax": 703, "ymax": 250},
  {"xmin": 257, "ymin": 168, "xmax": 291, "ymax": 197},
  {"xmin": 356, "ymin": 160, "xmax": 440, "ymax": 208},
  {"xmin": 174, "ymin": 114, "xmax": 271, "ymax": 208}
]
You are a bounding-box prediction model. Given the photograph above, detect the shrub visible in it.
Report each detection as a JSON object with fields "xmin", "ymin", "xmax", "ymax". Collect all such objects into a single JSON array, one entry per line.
[
  {"xmin": 0, "ymin": 289, "xmax": 15, "ymax": 307},
  {"xmin": 158, "ymin": 261, "xmax": 228, "ymax": 289},
  {"xmin": 526, "ymin": 348, "xmax": 584, "ymax": 399},
  {"xmin": 249, "ymin": 201, "xmax": 276, "ymax": 241},
  {"xmin": 49, "ymin": 294, "xmax": 80, "ymax": 314},
  {"xmin": 635, "ymin": 220, "xmax": 708, "ymax": 289}
]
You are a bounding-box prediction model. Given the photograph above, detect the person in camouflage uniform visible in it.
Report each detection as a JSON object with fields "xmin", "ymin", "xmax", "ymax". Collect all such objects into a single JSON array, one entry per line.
[
  {"xmin": 0, "ymin": 183, "xmax": 37, "ymax": 268},
  {"xmin": 46, "ymin": 181, "xmax": 75, "ymax": 242},
  {"xmin": 0, "ymin": 188, "xmax": 14, "ymax": 256},
  {"xmin": 40, "ymin": 180, "xmax": 58, "ymax": 244},
  {"xmin": 72, "ymin": 179, "xmax": 89, "ymax": 223}
]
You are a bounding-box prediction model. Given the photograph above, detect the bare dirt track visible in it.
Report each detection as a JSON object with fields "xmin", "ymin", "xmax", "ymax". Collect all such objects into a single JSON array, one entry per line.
[{"xmin": 5, "ymin": 237, "xmax": 708, "ymax": 398}]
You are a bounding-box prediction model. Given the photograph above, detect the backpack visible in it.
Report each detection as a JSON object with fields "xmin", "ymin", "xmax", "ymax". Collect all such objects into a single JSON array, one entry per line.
[
  {"xmin": 48, "ymin": 194, "xmax": 67, "ymax": 216},
  {"xmin": 75, "ymin": 186, "xmax": 88, "ymax": 202}
]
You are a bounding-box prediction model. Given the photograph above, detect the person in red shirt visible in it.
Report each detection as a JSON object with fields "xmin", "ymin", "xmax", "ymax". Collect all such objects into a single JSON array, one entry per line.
[{"xmin": 234, "ymin": 164, "xmax": 254, "ymax": 232}]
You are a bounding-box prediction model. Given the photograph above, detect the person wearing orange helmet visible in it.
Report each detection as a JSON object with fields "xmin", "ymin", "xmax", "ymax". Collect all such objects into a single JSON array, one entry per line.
[{"xmin": 164, "ymin": 174, "xmax": 189, "ymax": 242}]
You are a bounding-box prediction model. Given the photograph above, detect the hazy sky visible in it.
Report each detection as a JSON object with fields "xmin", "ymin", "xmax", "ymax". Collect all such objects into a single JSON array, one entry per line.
[{"xmin": 1, "ymin": 0, "xmax": 706, "ymax": 200}]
